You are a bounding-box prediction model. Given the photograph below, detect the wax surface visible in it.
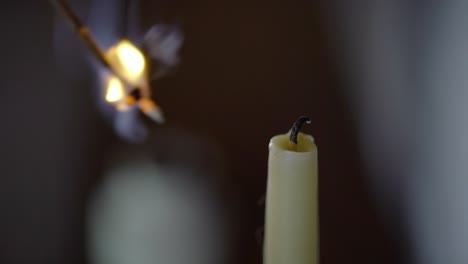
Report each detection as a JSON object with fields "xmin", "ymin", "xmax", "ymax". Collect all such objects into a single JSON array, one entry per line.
[{"xmin": 264, "ymin": 132, "xmax": 319, "ymax": 264}]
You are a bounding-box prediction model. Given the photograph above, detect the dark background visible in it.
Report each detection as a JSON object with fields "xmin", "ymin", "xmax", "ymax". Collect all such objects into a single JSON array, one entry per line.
[{"xmin": 0, "ymin": 1, "xmax": 400, "ymax": 264}]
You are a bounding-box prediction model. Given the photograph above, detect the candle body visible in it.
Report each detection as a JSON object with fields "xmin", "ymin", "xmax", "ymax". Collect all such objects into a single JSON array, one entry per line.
[{"xmin": 264, "ymin": 132, "xmax": 319, "ymax": 264}]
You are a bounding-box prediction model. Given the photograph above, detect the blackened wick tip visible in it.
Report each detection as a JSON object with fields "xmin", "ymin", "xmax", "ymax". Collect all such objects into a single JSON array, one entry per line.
[{"xmin": 289, "ymin": 116, "xmax": 311, "ymax": 144}]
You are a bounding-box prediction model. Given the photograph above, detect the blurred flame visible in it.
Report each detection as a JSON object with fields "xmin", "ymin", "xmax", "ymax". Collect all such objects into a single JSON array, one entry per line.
[
  {"xmin": 116, "ymin": 40, "xmax": 145, "ymax": 77},
  {"xmin": 104, "ymin": 40, "xmax": 165, "ymax": 122},
  {"xmin": 105, "ymin": 76, "xmax": 125, "ymax": 103},
  {"xmin": 106, "ymin": 40, "xmax": 146, "ymax": 86}
]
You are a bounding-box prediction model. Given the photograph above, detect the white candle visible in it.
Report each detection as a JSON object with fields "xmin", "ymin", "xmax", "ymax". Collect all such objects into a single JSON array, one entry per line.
[{"xmin": 264, "ymin": 117, "xmax": 319, "ymax": 264}]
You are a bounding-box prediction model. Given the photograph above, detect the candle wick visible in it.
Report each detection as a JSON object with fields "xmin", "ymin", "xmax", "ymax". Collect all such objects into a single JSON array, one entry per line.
[{"xmin": 289, "ymin": 116, "xmax": 311, "ymax": 144}]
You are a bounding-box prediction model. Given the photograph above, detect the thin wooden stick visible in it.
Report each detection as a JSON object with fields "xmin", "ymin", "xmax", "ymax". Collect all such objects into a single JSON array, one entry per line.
[
  {"xmin": 49, "ymin": 0, "xmax": 141, "ymax": 91},
  {"xmin": 49, "ymin": 0, "xmax": 111, "ymax": 69}
]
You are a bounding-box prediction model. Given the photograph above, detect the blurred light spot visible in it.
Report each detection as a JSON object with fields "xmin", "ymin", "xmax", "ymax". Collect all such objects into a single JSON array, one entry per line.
[
  {"xmin": 116, "ymin": 40, "xmax": 145, "ymax": 80},
  {"xmin": 105, "ymin": 76, "xmax": 125, "ymax": 103},
  {"xmin": 105, "ymin": 39, "xmax": 147, "ymax": 86}
]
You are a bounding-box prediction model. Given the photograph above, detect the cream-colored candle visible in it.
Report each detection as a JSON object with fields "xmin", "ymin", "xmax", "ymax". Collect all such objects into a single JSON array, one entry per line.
[{"xmin": 264, "ymin": 117, "xmax": 319, "ymax": 264}]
